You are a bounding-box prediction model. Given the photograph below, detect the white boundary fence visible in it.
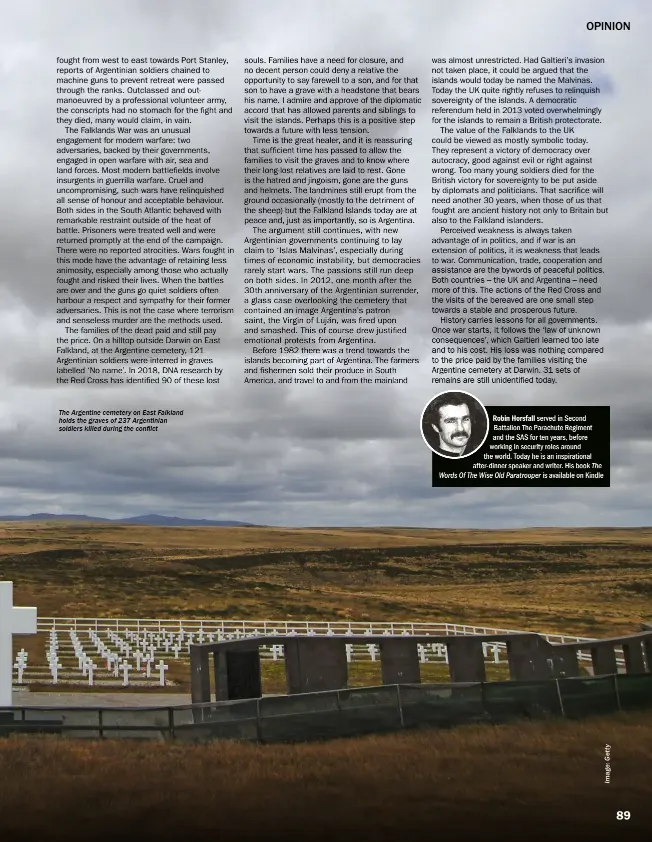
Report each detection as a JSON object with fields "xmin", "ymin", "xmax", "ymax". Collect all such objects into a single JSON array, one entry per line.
[
  {"xmin": 36, "ymin": 618, "xmax": 618, "ymax": 666},
  {"xmin": 36, "ymin": 617, "xmax": 595, "ymax": 642}
]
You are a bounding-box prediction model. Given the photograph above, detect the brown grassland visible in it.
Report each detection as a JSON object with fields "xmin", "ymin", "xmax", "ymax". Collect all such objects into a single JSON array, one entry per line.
[
  {"xmin": 0, "ymin": 712, "xmax": 650, "ymax": 840},
  {"xmin": 1, "ymin": 522, "xmax": 651, "ymax": 637},
  {"xmin": 1, "ymin": 521, "xmax": 651, "ymax": 838}
]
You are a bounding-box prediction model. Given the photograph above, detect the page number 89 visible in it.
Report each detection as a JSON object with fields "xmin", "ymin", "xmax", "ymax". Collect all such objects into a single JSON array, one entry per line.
[{"xmin": 616, "ymin": 811, "xmax": 631, "ymax": 820}]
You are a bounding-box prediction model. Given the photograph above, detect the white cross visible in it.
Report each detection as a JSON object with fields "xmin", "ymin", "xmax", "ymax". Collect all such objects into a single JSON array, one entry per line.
[
  {"xmin": 157, "ymin": 661, "xmax": 168, "ymax": 686},
  {"xmin": 0, "ymin": 582, "xmax": 37, "ymax": 706}
]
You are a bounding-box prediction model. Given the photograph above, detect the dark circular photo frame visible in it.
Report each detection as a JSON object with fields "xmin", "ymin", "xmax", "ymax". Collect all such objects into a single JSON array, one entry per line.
[{"xmin": 420, "ymin": 390, "xmax": 489, "ymax": 459}]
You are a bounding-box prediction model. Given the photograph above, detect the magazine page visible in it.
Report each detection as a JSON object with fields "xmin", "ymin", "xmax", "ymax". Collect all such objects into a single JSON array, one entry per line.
[{"xmin": 1, "ymin": 0, "xmax": 650, "ymax": 838}]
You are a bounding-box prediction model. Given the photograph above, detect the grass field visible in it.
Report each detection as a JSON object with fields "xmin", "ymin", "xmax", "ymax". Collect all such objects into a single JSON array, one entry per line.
[
  {"xmin": 1, "ymin": 522, "xmax": 650, "ymax": 638},
  {"xmin": 1, "ymin": 522, "xmax": 651, "ymax": 838},
  {"xmin": 0, "ymin": 711, "xmax": 650, "ymax": 840}
]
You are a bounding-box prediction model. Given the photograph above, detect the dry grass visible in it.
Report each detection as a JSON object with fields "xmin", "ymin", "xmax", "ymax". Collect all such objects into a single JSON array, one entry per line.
[
  {"xmin": 0, "ymin": 711, "xmax": 650, "ymax": 840},
  {"xmin": 1, "ymin": 522, "xmax": 651, "ymax": 638},
  {"xmin": 2, "ymin": 523, "xmax": 651, "ymax": 839}
]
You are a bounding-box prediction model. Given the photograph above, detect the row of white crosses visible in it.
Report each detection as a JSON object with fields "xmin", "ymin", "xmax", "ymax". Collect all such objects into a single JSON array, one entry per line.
[
  {"xmin": 11, "ymin": 628, "xmax": 504, "ymax": 695},
  {"xmin": 41, "ymin": 627, "xmax": 504, "ymax": 683},
  {"xmin": 363, "ymin": 641, "xmax": 502, "ymax": 664},
  {"xmin": 113, "ymin": 625, "xmax": 506, "ymax": 667},
  {"xmin": 56, "ymin": 627, "xmax": 504, "ymax": 684},
  {"xmin": 11, "ymin": 622, "xmax": 170, "ymax": 688},
  {"xmin": 47, "ymin": 630, "xmax": 63, "ymax": 683},
  {"xmin": 123, "ymin": 630, "xmax": 167, "ymax": 665},
  {"xmin": 13, "ymin": 648, "xmax": 28, "ymax": 683},
  {"xmin": 90, "ymin": 630, "xmax": 126, "ymax": 679},
  {"xmin": 112, "ymin": 629, "xmax": 171, "ymax": 662},
  {"xmin": 101, "ymin": 630, "xmax": 168, "ymax": 686},
  {"xmin": 261, "ymin": 639, "xmax": 504, "ymax": 666},
  {"xmin": 70, "ymin": 630, "xmax": 101, "ymax": 685}
]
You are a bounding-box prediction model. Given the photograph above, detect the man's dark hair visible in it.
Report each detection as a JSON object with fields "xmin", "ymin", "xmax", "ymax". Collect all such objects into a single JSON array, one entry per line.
[{"xmin": 423, "ymin": 391, "xmax": 472, "ymax": 432}]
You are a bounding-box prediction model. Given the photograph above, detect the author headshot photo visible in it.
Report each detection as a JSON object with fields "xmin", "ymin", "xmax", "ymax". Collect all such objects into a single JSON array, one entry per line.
[{"xmin": 420, "ymin": 390, "xmax": 489, "ymax": 458}]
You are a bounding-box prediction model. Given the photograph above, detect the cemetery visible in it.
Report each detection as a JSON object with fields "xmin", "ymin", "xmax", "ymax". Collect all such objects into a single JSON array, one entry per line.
[
  {"xmin": 1, "ymin": 580, "xmax": 652, "ymax": 743},
  {"xmin": 4, "ymin": 593, "xmax": 634, "ymax": 696}
]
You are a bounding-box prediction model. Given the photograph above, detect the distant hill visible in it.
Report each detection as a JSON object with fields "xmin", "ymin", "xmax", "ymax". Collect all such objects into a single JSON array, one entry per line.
[
  {"xmin": 119, "ymin": 514, "xmax": 257, "ymax": 527},
  {"xmin": 0, "ymin": 512, "xmax": 257, "ymax": 527},
  {"xmin": 0, "ymin": 513, "xmax": 110, "ymax": 522}
]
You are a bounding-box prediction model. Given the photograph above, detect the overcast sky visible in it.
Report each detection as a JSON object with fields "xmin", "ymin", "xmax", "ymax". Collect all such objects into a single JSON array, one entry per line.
[{"xmin": 0, "ymin": 0, "xmax": 649, "ymax": 528}]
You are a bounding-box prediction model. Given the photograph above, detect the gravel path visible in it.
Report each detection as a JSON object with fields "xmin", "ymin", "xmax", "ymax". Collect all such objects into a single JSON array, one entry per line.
[{"xmin": 11, "ymin": 690, "xmax": 193, "ymax": 708}]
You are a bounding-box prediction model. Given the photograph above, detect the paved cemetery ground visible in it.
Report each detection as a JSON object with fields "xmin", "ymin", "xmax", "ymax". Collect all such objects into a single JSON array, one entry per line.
[
  {"xmin": 1, "ymin": 522, "xmax": 651, "ymax": 639},
  {"xmin": 0, "ymin": 709, "xmax": 650, "ymax": 840},
  {"xmin": 11, "ymin": 690, "xmax": 193, "ymax": 706}
]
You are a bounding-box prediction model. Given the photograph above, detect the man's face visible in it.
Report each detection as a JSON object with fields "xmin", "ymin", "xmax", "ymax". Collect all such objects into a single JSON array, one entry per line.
[{"xmin": 434, "ymin": 403, "xmax": 471, "ymax": 451}]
